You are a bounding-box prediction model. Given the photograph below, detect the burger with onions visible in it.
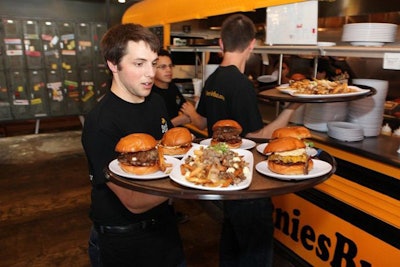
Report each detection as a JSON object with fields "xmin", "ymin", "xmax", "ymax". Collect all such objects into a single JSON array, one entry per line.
[
  {"xmin": 211, "ymin": 119, "xmax": 243, "ymax": 149},
  {"xmin": 263, "ymin": 136, "xmax": 313, "ymax": 175},
  {"xmin": 159, "ymin": 127, "xmax": 193, "ymax": 156},
  {"xmin": 115, "ymin": 133, "xmax": 160, "ymax": 175}
]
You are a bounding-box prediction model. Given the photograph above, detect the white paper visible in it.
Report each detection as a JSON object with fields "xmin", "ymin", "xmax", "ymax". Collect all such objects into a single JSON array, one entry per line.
[
  {"xmin": 266, "ymin": 1, "xmax": 318, "ymax": 45},
  {"xmin": 383, "ymin": 53, "xmax": 400, "ymax": 70}
]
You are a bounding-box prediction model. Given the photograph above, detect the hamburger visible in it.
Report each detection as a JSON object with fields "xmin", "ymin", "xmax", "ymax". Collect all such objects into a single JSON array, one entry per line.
[
  {"xmin": 271, "ymin": 126, "xmax": 314, "ymax": 151},
  {"xmin": 271, "ymin": 126, "xmax": 311, "ymax": 140},
  {"xmin": 263, "ymin": 137, "xmax": 313, "ymax": 175},
  {"xmin": 211, "ymin": 119, "xmax": 243, "ymax": 149},
  {"xmin": 115, "ymin": 133, "xmax": 160, "ymax": 175},
  {"xmin": 159, "ymin": 127, "xmax": 193, "ymax": 155}
]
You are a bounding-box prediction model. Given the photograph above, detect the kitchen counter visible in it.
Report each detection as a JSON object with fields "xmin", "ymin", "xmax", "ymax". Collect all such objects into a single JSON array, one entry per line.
[{"xmin": 310, "ymin": 130, "xmax": 400, "ymax": 168}]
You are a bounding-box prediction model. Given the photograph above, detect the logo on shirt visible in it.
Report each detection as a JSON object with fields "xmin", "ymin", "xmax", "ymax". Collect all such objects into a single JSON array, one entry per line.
[
  {"xmin": 205, "ymin": 90, "xmax": 225, "ymax": 101},
  {"xmin": 161, "ymin": 117, "xmax": 168, "ymax": 133}
]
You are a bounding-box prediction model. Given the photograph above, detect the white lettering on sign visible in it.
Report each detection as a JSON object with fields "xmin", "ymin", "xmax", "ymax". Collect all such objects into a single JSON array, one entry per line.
[{"xmin": 274, "ymin": 208, "xmax": 372, "ymax": 267}]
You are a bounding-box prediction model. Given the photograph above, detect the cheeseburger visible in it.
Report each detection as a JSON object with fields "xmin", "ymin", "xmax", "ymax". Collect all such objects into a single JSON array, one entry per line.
[
  {"xmin": 263, "ymin": 137, "xmax": 313, "ymax": 175},
  {"xmin": 115, "ymin": 133, "xmax": 160, "ymax": 175},
  {"xmin": 211, "ymin": 119, "xmax": 243, "ymax": 149},
  {"xmin": 159, "ymin": 127, "xmax": 192, "ymax": 155}
]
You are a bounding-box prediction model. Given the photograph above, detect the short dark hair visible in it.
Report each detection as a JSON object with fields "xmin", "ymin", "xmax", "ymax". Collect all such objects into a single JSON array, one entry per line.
[
  {"xmin": 158, "ymin": 48, "xmax": 171, "ymax": 58},
  {"xmin": 101, "ymin": 23, "xmax": 160, "ymax": 67},
  {"xmin": 220, "ymin": 14, "xmax": 256, "ymax": 53}
]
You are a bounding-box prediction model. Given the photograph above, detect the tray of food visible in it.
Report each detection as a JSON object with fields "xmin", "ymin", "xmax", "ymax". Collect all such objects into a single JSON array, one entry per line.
[{"xmin": 258, "ymin": 79, "xmax": 375, "ymax": 103}]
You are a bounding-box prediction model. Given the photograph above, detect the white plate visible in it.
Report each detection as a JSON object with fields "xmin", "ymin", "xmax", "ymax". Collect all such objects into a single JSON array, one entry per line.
[
  {"xmin": 256, "ymin": 143, "xmax": 318, "ymax": 157},
  {"xmin": 317, "ymin": 42, "xmax": 336, "ymax": 47},
  {"xmin": 350, "ymin": 42, "xmax": 384, "ymax": 47},
  {"xmin": 200, "ymin": 138, "xmax": 256, "ymax": 150},
  {"xmin": 108, "ymin": 156, "xmax": 179, "ymax": 179},
  {"xmin": 282, "ymin": 86, "xmax": 369, "ymax": 98},
  {"xmin": 276, "ymin": 84, "xmax": 297, "ymax": 95},
  {"xmin": 257, "ymin": 75, "xmax": 278, "ymax": 84},
  {"xmin": 293, "ymin": 86, "xmax": 370, "ymax": 98},
  {"xmin": 255, "ymin": 159, "xmax": 332, "ymax": 181},
  {"xmin": 169, "ymin": 146, "xmax": 253, "ymax": 191}
]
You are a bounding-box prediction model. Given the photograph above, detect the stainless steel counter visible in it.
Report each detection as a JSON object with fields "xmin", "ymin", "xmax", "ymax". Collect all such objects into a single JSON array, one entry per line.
[{"xmin": 310, "ymin": 130, "xmax": 400, "ymax": 168}]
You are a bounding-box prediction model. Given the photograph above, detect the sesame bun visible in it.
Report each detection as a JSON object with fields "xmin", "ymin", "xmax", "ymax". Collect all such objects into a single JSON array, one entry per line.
[
  {"xmin": 160, "ymin": 127, "xmax": 193, "ymax": 155},
  {"xmin": 271, "ymin": 126, "xmax": 311, "ymax": 140},
  {"xmin": 115, "ymin": 133, "xmax": 157, "ymax": 153}
]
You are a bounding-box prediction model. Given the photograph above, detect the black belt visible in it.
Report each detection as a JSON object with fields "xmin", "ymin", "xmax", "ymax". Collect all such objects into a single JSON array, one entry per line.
[{"xmin": 95, "ymin": 219, "xmax": 159, "ymax": 234}]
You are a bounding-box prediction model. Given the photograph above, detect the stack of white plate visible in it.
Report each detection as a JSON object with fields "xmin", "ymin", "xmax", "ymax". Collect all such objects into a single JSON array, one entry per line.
[
  {"xmin": 327, "ymin": 122, "xmax": 364, "ymax": 142},
  {"xmin": 303, "ymin": 102, "xmax": 348, "ymax": 132},
  {"xmin": 348, "ymin": 79, "xmax": 388, "ymax": 137},
  {"xmin": 342, "ymin": 23, "xmax": 398, "ymax": 46}
]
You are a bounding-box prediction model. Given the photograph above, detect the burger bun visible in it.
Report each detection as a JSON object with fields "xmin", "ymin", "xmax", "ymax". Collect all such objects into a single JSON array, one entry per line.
[
  {"xmin": 271, "ymin": 126, "xmax": 311, "ymax": 140},
  {"xmin": 160, "ymin": 127, "xmax": 193, "ymax": 155},
  {"xmin": 115, "ymin": 133, "xmax": 157, "ymax": 153},
  {"xmin": 119, "ymin": 163, "xmax": 160, "ymax": 175},
  {"xmin": 264, "ymin": 137, "xmax": 305, "ymax": 154},
  {"xmin": 267, "ymin": 159, "xmax": 314, "ymax": 175},
  {"xmin": 212, "ymin": 119, "xmax": 242, "ymax": 132},
  {"xmin": 290, "ymin": 73, "xmax": 307, "ymax": 81}
]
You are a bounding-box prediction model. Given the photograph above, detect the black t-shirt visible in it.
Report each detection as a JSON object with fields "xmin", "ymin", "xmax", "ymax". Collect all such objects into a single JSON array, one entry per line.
[
  {"xmin": 197, "ymin": 65, "xmax": 264, "ymax": 136},
  {"xmin": 81, "ymin": 91, "xmax": 173, "ymax": 226},
  {"xmin": 152, "ymin": 83, "xmax": 186, "ymax": 119}
]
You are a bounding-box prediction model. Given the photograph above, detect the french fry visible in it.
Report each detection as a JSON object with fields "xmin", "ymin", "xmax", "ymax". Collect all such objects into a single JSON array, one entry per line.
[{"xmin": 158, "ymin": 146, "xmax": 172, "ymax": 172}]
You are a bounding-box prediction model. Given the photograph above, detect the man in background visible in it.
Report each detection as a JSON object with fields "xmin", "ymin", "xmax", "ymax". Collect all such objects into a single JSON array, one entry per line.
[
  {"xmin": 185, "ymin": 14, "xmax": 301, "ymax": 266},
  {"xmin": 153, "ymin": 48, "xmax": 197, "ymax": 127}
]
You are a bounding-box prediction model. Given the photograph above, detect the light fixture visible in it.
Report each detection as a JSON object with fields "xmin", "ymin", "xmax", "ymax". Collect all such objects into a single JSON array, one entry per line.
[{"xmin": 118, "ymin": 0, "xmax": 126, "ymax": 3}]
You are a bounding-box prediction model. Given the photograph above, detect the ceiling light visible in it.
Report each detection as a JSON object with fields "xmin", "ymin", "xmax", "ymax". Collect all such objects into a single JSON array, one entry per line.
[{"xmin": 118, "ymin": 0, "xmax": 126, "ymax": 3}]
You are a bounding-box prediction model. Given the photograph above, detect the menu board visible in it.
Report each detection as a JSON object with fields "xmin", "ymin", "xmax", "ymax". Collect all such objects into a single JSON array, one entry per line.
[{"xmin": 266, "ymin": 1, "xmax": 318, "ymax": 45}]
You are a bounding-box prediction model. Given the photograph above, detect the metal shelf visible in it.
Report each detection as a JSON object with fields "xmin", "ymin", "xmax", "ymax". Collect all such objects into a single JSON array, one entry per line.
[
  {"xmin": 169, "ymin": 44, "xmax": 400, "ymax": 86},
  {"xmin": 170, "ymin": 44, "xmax": 400, "ymax": 58}
]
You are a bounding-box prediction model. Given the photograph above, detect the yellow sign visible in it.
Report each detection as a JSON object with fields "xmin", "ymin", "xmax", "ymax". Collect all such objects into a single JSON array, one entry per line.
[{"xmin": 272, "ymin": 194, "xmax": 399, "ymax": 266}]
